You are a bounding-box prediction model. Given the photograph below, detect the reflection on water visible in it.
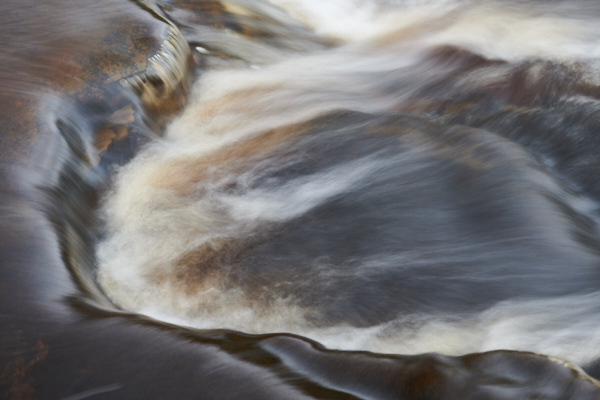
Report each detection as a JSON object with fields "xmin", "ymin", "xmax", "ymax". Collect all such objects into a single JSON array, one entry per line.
[{"xmin": 3, "ymin": 0, "xmax": 600, "ymax": 399}]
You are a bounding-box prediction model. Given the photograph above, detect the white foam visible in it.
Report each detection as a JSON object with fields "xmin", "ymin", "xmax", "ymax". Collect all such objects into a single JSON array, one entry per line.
[
  {"xmin": 268, "ymin": 0, "xmax": 600, "ymax": 62},
  {"xmin": 267, "ymin": 0, "xmax": 382, "ymax": 41},
  {"xmin": 272, "ymin": 292, "xmax": 600, "ymax": 367}
]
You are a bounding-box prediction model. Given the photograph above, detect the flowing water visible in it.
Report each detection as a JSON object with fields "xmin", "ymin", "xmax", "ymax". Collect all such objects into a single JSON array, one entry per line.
[
  {"xmin": 97, "ymin": 0, "xmax": 600, "ymax": 363},
  {"xmin": 4, "ymin": 0, "xmax": 600, "ymax": 398}
]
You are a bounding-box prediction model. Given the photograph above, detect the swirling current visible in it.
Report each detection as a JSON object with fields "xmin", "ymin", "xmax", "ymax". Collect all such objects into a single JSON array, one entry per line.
[{"xmin": 3, "ymin": 0, "xmax": 600, "ymax": 399}]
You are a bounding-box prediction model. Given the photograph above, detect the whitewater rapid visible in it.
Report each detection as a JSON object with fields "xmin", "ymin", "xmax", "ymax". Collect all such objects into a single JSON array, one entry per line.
[{"xmin": 96, "ymin": 0, "xmax": 600, "ymax": 367}]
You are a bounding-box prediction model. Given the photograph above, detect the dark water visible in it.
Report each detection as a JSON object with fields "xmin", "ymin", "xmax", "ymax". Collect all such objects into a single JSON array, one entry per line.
[{"xmin": 3, "ymin": 0, "xmax": 600, "ymax": 399}]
